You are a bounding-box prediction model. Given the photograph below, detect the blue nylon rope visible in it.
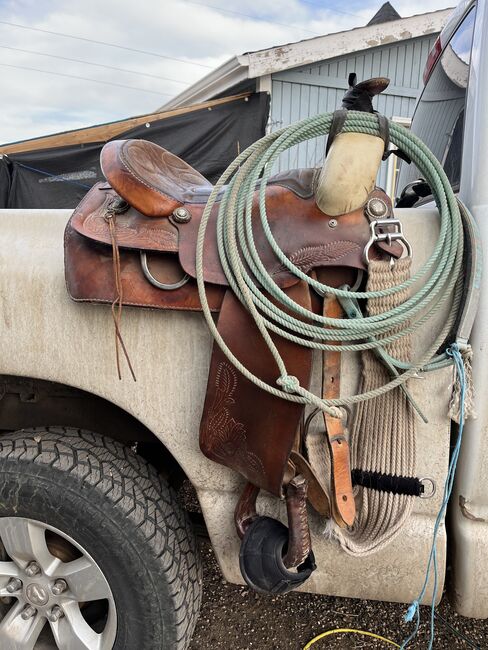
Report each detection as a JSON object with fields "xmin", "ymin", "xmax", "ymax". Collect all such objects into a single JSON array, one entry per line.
[{"xmin": 401, "ymin": 342, "xmax": 467, "ymax": 649}]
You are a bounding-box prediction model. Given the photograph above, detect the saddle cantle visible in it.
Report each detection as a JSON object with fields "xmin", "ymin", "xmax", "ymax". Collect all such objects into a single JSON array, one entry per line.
[
  {"xmin": 64, "ymin": 120, "xmax": 405, "ymax": 594},
  {"xmin": 101, "ymin": 139, "xmax": 213, "ymax": 217}
]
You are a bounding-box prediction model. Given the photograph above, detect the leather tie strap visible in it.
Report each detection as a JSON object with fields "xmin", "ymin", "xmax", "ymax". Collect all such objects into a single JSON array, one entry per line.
[
  {"xmin": 322, "ymin": 294, "xmax": 355, "ymax": 527},
  {"xmin": 325, "ymin": 109, "xmax": 348, "ymax": 156},
  {"xmin": 104, "ymin": 207, "xmax": 137, "ymax": 382}
]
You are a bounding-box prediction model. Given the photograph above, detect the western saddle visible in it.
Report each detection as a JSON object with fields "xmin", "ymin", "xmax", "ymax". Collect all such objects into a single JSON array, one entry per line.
[{"xmin": 65, "ymin": 77, "xmax": 410, "ymax": 594}]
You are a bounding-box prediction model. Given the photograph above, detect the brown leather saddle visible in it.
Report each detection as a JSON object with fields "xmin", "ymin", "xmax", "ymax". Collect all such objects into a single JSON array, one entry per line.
[{"xmin": 65, "ymin": 114, "xmax": 403, "ymax": 593}]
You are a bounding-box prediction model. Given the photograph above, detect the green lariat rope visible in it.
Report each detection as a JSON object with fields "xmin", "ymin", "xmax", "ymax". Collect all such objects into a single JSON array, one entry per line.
[{"xmin": 195, "ymin": 110, "xmax": 464, "ymax": 418}]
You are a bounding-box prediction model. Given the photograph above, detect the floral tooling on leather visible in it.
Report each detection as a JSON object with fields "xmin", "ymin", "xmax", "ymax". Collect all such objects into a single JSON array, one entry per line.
[
  {"xmin": 201, "ymin": 362, "xmax": 265, "ymax": 482},
  {"xmin": 270, "ymin": 240, "xmax": 361, "ymax": 277}
]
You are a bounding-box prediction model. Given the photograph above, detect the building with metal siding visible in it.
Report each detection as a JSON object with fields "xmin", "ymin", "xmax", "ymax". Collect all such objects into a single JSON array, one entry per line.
[
  {"xmin": 269, "ymin": 33, "xmax": 438, "ymax": 187},
  {"xmin": 163, "ymin": 5, "xmax": 451, "ymax": 190}
]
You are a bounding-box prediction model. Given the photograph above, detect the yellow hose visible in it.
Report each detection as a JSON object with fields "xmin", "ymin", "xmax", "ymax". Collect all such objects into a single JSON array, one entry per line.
[{"xmin": 303, "ymin": 628, "xmax": 401, "ymax": 648}]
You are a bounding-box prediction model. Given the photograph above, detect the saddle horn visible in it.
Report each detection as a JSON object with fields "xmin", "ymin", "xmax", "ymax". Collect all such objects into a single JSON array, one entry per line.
[{"xmin": 314, "ymin": 74, "xmax": 390, "ymax": 217}]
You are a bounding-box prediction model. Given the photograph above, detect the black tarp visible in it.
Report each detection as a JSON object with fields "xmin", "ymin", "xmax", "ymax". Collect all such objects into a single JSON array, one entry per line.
[
  {"xmin": 0, "ymin": 157, "xmax": 11, "ymax": 207},
  {"xmin": 1, "ymin": 93, "xmax": 269, "ymax": 209}
]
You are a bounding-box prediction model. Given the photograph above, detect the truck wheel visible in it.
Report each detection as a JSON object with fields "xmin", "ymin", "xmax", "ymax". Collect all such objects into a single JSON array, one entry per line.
[{"xmin": 0, "ymin": 427, "xmax": 202, "ymax": 649}]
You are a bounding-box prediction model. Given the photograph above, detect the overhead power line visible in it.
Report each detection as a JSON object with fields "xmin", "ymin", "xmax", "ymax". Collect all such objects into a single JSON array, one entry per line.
[
  {"xmin": 0, "ymin": 20, "xmax": 214, "ymax": 69},
  {"xmin": 184, "ymin": 0, "xmax": 319, "ymax": 35},
  {"xmin": 0, "ymin": 63, "xmax": 174, "ymax": 95},
  {"xmin": 300, "ymin": 0, "xmax": 361, "ymax": 18},
  {"xmin": 0, "ymin": 44, "xmax": 192, "ymax": 85}
]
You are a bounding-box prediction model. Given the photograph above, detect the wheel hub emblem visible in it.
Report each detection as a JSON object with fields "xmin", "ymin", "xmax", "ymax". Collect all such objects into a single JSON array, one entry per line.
[{"xmin": 26, "ymin": 583, "xmax": 49, "ymax": 606}]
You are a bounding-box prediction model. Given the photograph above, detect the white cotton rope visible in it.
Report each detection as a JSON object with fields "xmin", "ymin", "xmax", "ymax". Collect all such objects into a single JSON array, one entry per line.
[{"xmin": 326, "ymin": 258, "xmax": 417, "ymax": 554}]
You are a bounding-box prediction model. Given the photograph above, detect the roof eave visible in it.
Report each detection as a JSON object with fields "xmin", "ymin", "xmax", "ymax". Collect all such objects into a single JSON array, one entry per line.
[
  {"xmin": 160, "ymin": 7, "xmax": 452, "ymax": 110},
  {"xmin": 160, "ymin": 55, "xmax": 249, "ymax": 110},
  {"xmin": 246, "ymin": 8, "xmax": 451, "ymax": 77}
]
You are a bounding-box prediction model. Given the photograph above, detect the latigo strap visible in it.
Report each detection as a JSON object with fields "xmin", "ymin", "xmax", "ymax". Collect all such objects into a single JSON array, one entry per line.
[{"xmin": 322, "ymin": 294, "xmax": 355, "ymax": 528}]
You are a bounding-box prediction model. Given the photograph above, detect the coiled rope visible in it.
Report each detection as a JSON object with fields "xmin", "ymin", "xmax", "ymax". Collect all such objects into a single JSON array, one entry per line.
[{"xmin": 195, "ymin": 110, "xmax": 464, "ymax": 417}]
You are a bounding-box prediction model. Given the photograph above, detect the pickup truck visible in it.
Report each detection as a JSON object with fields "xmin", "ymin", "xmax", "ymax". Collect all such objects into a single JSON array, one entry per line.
[
  {"xmin": 0, "ymin": 0, "xmax": 485, "ymax": 648},
  {"xmin": 397, "ymin": 0, "xmax": 488, "ymax": 622}
]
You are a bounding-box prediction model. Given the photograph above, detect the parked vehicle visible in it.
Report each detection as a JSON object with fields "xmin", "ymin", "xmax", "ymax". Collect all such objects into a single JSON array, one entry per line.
[{"xmin": 399, "ymin": 0, "xmax": 488, "ymax": 620}]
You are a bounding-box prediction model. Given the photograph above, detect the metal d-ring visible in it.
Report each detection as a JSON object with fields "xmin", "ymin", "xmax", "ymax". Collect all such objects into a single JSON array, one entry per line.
[
  {"xmin": 140, "ymin": 251, "xmax": 190, "ymax": 290},
  {"xmin": 419, "ymin": 476, "xmax": 436, "ymax": 499},
  {"xmin": 349, "ymin": 270, "xmax": 364, "ymax": 292}
]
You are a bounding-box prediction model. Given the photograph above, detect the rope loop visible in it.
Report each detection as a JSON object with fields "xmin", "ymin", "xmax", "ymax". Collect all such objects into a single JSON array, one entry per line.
[
  {"xmin": 404, "ymin": 600, "xmax": 419, "ymax": 623},
  {"xmin": 195, "ymin": 111, "xmax": 465, "ymax": 411}
]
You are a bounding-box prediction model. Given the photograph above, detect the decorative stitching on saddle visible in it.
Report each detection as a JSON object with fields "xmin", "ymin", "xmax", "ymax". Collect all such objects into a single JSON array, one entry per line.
[
  {"xmin": 83, "ymin": 211, "xmax": 179, "ymax": 250},
  {"xmin": 287, "ymin": 479, "xmax": 311, "ymax": 566},
  {"xmin": 270, "ymin": 240, "xmax": 361, "ymax": 276},
  {"xmin": 201, "ymin": 362, "xmax": 265, "ymax": 481},
  {"xmin": 297, "ymin": 497, "xmax": 311, "ymax": 563},
  {"xmin": 118, "ymin": 142, "xmax": 210, "ymax": 205},
  {"xmin": 118, "ymin": 145, "xmax": 178, "ymax": 205},
  {"xmin": 70, "ymin": 181, "xmax": 106, "ymax": 219}
]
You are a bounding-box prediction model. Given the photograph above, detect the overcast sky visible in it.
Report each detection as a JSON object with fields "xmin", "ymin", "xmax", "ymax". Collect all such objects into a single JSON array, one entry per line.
[{"xmin": 0, "ymin": 0, "xmax": 452, "ymax": 144}]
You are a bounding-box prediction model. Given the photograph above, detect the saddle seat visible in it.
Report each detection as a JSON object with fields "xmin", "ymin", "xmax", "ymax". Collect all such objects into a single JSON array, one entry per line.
[
  {"xmin": 101, "ymin": 139, "xmax": 214, "ymax": 218},
  {"xmin": 101, "ymin": 139, "xmax": 322, "ymax": 219}
]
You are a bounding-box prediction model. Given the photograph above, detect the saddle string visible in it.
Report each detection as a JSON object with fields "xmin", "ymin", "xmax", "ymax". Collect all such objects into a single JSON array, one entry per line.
[{"xmin": 105, "ymin": 213, "xmax": 137, "ymax": 382}]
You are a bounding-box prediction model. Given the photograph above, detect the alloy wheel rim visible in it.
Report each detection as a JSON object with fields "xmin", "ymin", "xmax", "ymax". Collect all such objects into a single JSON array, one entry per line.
[{"xmin": 0, "ymin": 517, "xmax": 117, "ymax": 649}]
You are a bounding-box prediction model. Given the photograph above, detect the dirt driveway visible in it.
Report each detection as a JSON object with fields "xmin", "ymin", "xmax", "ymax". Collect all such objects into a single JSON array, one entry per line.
[{"xmin": 189, "ymin": 540, "xmax": 486, "ymax": 649}]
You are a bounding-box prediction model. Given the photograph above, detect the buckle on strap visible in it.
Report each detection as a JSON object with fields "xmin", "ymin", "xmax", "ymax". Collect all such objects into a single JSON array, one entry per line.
[{"xmin": 363, "ymin": 218, "xmax": 412, "ymax": 264}]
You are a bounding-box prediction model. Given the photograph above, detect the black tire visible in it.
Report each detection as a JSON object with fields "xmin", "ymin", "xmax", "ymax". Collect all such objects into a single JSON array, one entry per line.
[{"xmin": 0, "ymin": 427, "xmax": 202, "ymax": 649}]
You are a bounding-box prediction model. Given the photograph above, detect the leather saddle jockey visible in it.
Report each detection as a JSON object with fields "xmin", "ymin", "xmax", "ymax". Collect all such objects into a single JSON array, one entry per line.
[{"xmin": 65, "ymin": 75, "xmax": 404, "ymax": 594}]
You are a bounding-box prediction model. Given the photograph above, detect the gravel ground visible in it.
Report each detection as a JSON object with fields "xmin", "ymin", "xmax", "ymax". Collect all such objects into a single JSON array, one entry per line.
[
  {"xmin": 189, "ymin": 539, "xmax": 487, "ymax": 649},
  {"xmin": 180, "ymin": 483, "xmax": 486, "ymax": 649}
]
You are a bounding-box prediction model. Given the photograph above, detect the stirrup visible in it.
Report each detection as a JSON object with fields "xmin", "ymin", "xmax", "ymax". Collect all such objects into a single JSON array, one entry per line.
[
  {"xmin": 239, "ymin": 517, "xmax": 316, "ymax": 594},
  {"xmin": 235, "ymin": 477, "xmax": 316, "ymax": 594}
]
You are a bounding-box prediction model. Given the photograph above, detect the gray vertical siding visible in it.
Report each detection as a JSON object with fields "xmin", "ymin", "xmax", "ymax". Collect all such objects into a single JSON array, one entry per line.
[{"xmin": 269, "ymin": 34, "xmax": 438, "ymax": 188}]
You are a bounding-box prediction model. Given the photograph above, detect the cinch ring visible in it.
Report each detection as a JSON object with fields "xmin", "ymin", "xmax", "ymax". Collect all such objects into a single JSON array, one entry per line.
[{"xmin": 419, "ymin": 476, "xmax": 436, "ymax": 499}]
